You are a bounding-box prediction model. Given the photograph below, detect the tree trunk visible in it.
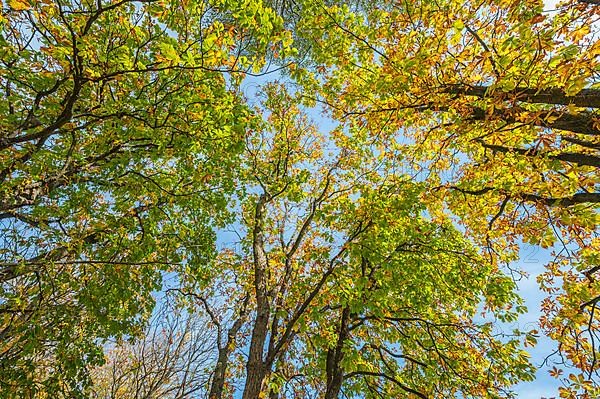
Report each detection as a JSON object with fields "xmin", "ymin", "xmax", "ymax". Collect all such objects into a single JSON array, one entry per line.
[
  {"xmin": 324, "ymin": 307, "xmax": 351, "ymax": 399},
  {"xmin": 242, "ymin": 194, "xmax": 271, "ymax": 399},
  {"xmin": 243, "ymin": 312, "xmax": 270, "ymax": 399},
  {"xmin": 208, "ymin": 348, "xmax": 230, "ymax": 399},
  {"xmin": 209, "ymin": 308, "xmax": 246, "ymax": 399}
]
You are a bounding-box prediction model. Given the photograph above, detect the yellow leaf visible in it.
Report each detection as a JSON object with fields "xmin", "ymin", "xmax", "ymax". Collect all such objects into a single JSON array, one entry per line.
[
  {"xmin": 9, "ymin": 0, "xmax": 31, "ymax": 10},
  {"xmin": 564, "ymin": 78, "xmax": 586, "ymax": 97},
  {"xmin": 572, "ymin": 25, "xmax": 590, "ymax": 43},
  {"xmin": 453, "ymin": 19, "xmax": 465, "ymax": 30}
]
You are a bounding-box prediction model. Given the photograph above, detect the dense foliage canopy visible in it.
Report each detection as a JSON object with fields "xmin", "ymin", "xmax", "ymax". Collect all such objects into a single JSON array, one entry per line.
[{"xmin": 0, "ymin": 0, "xmax": 598, "ymax": 398}]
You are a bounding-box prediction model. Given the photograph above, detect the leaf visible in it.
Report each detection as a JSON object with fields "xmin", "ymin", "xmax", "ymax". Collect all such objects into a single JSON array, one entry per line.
[
  {"xmin": 158, "ymin": 42, "xmax": 180, "ymax": 63},
  {"xmin": 453, "ymin": 19, "xmax": 465, "ymax": 30},
  {"xmin": 8, "ymin": 0, "xmax": 31, "ymax": 11}
]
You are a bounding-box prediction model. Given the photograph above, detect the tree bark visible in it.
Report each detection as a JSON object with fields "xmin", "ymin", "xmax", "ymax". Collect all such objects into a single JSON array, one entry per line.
[
  {"xmin": 388, "ymin": 102, "xmax": 600, "ymax": 136},
  {"xmin": 209, "ymin": 297, "xmax": 248, "ymax": 399},
  {"xmin": 444, "ymin": 85, "xmax": 600, "ymax": 108},
  {"xmin": 324, "ymin": 307, "xmax": 351, "ymax": 399},
  {"xmin": 242, "ymin": 194, "xmax": 271, "ymax": 399},
  {"xmin": 477, "ymin": 140, "xmax": 600, "ymax": 168},
  {"xmin": 448, "ymin": 186, "xmax": 600, "ymax": 206},
  {"xmin": 467, "ymin": 106, "xmax": 600, "ymax": 137},
  {"xmin": 209, "ymin": 349, "xmax": 230, "ymax": 399}
]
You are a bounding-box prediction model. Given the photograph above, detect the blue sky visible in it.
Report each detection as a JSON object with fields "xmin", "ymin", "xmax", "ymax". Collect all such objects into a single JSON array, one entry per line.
[{"xmin": 513, "ymin": 245, "xmax": 562, "ymax": 398}]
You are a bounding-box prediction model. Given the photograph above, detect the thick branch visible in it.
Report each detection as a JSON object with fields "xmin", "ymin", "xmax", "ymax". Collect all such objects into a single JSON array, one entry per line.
[
  {"xmin": 519, "ymin": 192, "xmax": 600, "ymax": 207},
  {"xmin": 467, "ymin": 106, "xmax": 600, "ymax": 136},
  {"xmin": 477, "ymin": 140, "xmax": 600, "ymax": 168},
  {"xmin": 444, "ymin": 84, "xmax": 600, "ymax": 108},
  {"xmin": 447, "ymin": 186, "xmax": 600, "ymax": 206}
]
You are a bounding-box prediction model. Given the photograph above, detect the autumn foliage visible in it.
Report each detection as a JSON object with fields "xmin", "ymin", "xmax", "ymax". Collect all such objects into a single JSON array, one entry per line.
[{"xmin": 0, "ymin": 0, "xmax": 598, "ymax": 398}]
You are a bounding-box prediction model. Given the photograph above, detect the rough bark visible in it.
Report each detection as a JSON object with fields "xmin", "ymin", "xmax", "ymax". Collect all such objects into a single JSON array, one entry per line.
[
  {"xmin": 519, "ymin": 192, "xmax": 600, "ymax": 207},
  {"xmin": 242, "ymin": 193, "xmax": 271, "ymax": 399},
  {"xmin": 448, "ymin": 186, "xmax": 600, "ymax": 206}
]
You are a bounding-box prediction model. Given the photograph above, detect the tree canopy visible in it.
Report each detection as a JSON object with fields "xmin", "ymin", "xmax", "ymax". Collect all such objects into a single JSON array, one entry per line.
[
  {"xmin": 0, "ymin": 0, "xmax": 290, "ymax": 396},
  {"xmin": 289, "ymin": 0, "xmax": 600, "ymax": 396},
  {"xmin": 0, "ymin": 0, "xmax": 598, "ymax": 398}
]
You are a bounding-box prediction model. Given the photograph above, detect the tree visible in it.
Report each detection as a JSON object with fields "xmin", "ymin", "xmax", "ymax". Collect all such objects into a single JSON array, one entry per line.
[
  {"xmin": 289, "ymin": 0, "xmax": 600, "ymax": 395},
  {"xmin": 0, "ymin": 0, "xmax": 292, "ymax": 396},
  {"xmin": 89, "ymin": 294, "xmax": 216, "ymax": 399},
  {"xmin": 169, "ymin": 84, "xmax": 535, "ymax": 399}
]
